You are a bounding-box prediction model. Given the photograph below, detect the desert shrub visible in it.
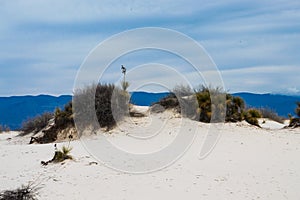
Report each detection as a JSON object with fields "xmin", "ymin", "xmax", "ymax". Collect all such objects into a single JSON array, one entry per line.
[
  {"xmin": 195, "ymin": 87, "xmax": 212, "ymax": 122},
  {"xmin": 172, "ymin": 85, "xmax": 193, "ymax": 97},
  {"xmin": 154, "ymin": 93, "xmax": 179, "ymax": 109},
  {"xmin": 259, "ymin": 107, "xmax": 284, "ymax": 123},
  {"xmin": 0, "ymin": 184, "xmax": 39, "ymax": 200},
  {"xmin": 21, "ymin": 112, "xmax": 53, "ymax": 135},
  {"xmin": 74, "ymin": 83, "xmax": 129, "ymax": 130},
  {"xmin": 0, "ymin": 125, "xmax": 10, "ymax": 133},
  {"xmin": 288, "ymin": 102, "xmax": 300, "ymax": 128},
  {"xmin": 225, "ymin": 95, "xmax": 245, "ymax": 122},
  {"xmin": 244, "ymin": 109, "xmax": 262, "ymax": 127},
  {"xmin": 195, "ymin": 86, "xmax": 227, "ymax": 123},
  {"xmin": 153, "ymin": 85, "xmax": 198, "ymax": 119},
  {"xmin": 54, "ymin": 102, "xmax": 74, "ymax": 128},
  {"xmin": 153, "ymin": 85, "xmax": 226, "ymax": 122},
  {"xmin": 29, "ymin": 103, "xmax": 74, "ymax": 144},
  {"xmin": 296, "ymin": 102, "xmax": 300, "ymax": 117}
]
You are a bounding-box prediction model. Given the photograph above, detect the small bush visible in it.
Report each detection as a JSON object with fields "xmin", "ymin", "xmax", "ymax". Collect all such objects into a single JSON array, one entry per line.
[
  {"xmin": 154, "ymin": 93, "xmax": 179, "ymax": 110},
  {"xmin": 288, "ymin": 102, "xmax": 300, "ymax": 128},
  {"xmin": 259, "ymin": 107, "xmax": 284, "ymax": 123},
  {"xmin": 245, "ymin": 109, "xmax": 262, "ymax": 127},
  {"xmin": 195, "ymin": 86, "xmax": 227, "ymax": 123},
  {"xmin": 73, "ymin": 83, "xmax": 129, "ymax": 131},
  {"xmin": 21, "ymin": 112, "xmax": 53, "ymax": 135},
  {"xmin": 54, "ymin": 102, "xmax": 74, "ymax": 128},
  {"xmin": 153, "ymin": 91, "xmax": 198, "ymax": 120},
  {"xmin": 172, "ymin": 85, "xmax": 193, "ymax": 97},
  {"xmin": 0, "ymin": 125, "xmax": 10, "ymax": 133},
  {"xmin": 226, "ymin": 95, "xmax": 245, "ymax": 122},
  {"xmin": 296, "ymin": 102, "xmax": 300, "ymax": 117},
  {"xmin": 41, "ymin": 135, "xmax": 73, "ymax": 165},
  {"xmin": 0, "ymin": 184, "xmax": 39, "ymax": 200},
  {"xmin": 51, "ymin": 146, "xmax": 73, "ymax": 163}
]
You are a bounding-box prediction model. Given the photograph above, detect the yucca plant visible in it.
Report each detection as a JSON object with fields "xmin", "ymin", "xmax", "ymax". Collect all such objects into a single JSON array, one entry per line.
[
  {"xmin": 52, "ymin": 146, "xmax": 73, "ymax": 163},
  {"xmin": 41, "ymin": 135, "xmax": 73, "ymax": 165}
]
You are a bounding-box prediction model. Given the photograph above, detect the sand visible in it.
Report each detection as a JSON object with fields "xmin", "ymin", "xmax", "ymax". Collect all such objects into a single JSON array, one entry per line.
[{"xmin": 1, "ymin": 110, "xmax": 300, "ymax": 200}]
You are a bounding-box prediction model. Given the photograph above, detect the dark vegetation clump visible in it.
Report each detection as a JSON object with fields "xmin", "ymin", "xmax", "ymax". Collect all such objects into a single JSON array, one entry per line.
[
  {"xmin": 153, "ymin": 85, "xmax": 265, "ymax": 126},
  {"xmin": 226, "ymin": 95, "xmax": 245, "ymax": 122},
  {"xmin": 0, "ymin": 184, "xmax": 39, "ymax": 200},
  {"xmin": 28, "ymin": 83, "xmax": 129, "ymax": 144},
  {"xmin": 259, "ymin": 107, "xmax": 284, "ymax": 123},
  {"xmin": 296, "ymin": 102, "xmax": 300, "ymax": 118},
  {"xmin": 152, "ymin": 85, "xmax": 198, "ymax": 119},
  {"xmin": 154, "ymin": 93, "xmax": 179, "ymax": 110},
  {"xmin": 288, "ymin": 102, "xmax": 300, "ymax": 128},
  {"xmin": 154, "ymin": 85, "xmax": 247, "ymax": 124},
  {"xmin": 30, "ymin": 103, "xmax": 74, "ymax": 144},
  {"xmin": 73, "ymin": 83, "xmax": 129, "ymax": 131},
  {"xmin": 21, "ymin": 112, "xmax": 53, "ymax": 135},
  {"xmin": 244, "ymin": 108, "xmax": 262, "ymax": 127},
  {"xmin": 195, "ymin": 86, "xmax": 226, "ymax": 123}
]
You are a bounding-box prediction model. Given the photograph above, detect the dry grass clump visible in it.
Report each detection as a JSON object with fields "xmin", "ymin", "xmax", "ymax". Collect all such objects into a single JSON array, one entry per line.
[
  {"xmin": 21, "ymin": 112, "xmax": 53, "ymax": 135},
  {"xmin": 0, "ymin": 184, "xmax": 39, "ymax": 200},
  {"xmin": 259, "ymin": 107, "xmax": 284, "ymax": 123},
  {"xmin": 73, "ymin": 83, "xmax": 129, "ymax": 131}
]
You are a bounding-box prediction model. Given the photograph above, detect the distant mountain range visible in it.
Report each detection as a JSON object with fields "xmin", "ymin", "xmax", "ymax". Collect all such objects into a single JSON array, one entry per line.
[
  {"xmin": 1, "ymin": 92, "xmax": 299, "ymax": 130},
  {"xmin": 0, "ymin": 95, "xmax": 72, "ymax": 130},
  {"xmin": 232, "ymin": 92, "xmax": 300, "ymax": 117}
]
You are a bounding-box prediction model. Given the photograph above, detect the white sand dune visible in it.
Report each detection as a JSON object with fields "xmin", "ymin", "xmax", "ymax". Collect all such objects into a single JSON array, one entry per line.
[
  {"xmin": 1, "ymin": 112, "xmax": 300, "ymax": 200},
  {"xmin": 258, "ymin": 118, "xmax": 287, "ymax": 130}
]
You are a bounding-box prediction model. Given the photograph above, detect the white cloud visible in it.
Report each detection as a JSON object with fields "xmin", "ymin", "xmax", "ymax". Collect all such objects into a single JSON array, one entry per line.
[{"xmin": 0, "ymin": 0, "xmax": 300, "ymax": 95}]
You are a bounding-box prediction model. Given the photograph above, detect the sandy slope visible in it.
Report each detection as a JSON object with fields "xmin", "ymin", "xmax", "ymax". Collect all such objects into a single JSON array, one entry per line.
[{"xmin": 1, "ymin": 111, "xmax": 300, "ymax": 200}]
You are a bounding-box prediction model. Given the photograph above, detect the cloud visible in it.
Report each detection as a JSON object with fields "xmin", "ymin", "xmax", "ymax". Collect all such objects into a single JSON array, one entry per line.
[
  {"xmin": 221, "ymin": 65, "xmax": 300, "ymax": 93},
  {"xmin": 0, "ymin": 0, "xmax": 300, "ymax": 95}
]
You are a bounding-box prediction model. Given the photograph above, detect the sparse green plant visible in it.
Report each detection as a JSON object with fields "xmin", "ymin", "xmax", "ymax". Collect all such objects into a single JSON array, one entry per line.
[
  {"xmin": 51, "ymin": 145, "xmax": 73, "ymax": 163},
  {"xmin": 41, "ymin": 135, "xmax": 73, "ymax": 165}
]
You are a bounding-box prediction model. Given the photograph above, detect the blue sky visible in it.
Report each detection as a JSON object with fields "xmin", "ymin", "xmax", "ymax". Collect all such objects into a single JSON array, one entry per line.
[{"xmin": 0, "ymin": 0, "xmax": 300, "ymax": 96}]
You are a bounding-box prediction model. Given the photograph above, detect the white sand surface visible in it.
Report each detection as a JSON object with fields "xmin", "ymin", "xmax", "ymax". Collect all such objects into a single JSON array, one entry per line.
[
  {"xmin": 258, "ymin": 118, "xmax": 286, "ymax": 129},
  {"xmin": 1, "ymin": 112, "xmax": 300, "ymax": 200}
]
